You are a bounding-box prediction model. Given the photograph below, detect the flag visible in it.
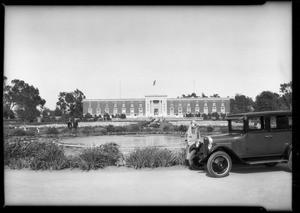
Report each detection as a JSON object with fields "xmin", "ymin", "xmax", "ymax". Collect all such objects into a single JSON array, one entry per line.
[{"xmin": 153, "ymin": 80, "xmax": 156, "ymax": 86}]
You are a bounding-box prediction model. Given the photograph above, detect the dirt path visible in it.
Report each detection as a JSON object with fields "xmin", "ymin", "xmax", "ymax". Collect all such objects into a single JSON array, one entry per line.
[{"xmin": 4, "ymin": 163, "xmax": 292, "ymax": 210}]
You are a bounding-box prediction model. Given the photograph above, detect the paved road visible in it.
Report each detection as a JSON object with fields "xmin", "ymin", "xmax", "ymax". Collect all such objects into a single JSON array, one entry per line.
[{"xmin": 4, "ymin": 163, "xmax": 292, "ymax": 211}]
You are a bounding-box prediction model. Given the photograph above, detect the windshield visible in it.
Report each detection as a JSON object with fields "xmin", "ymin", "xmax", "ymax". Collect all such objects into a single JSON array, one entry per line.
[{"xmin": 229, "ymin": 119, "xmax": 244, "ymax": 131}]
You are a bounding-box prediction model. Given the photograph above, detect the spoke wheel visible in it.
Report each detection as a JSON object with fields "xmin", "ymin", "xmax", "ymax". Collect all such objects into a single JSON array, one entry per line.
[
  {"xmin": 188, "ymin": 150, "xmax": 205, "ymax": 170},
  {"xmin": 207, "ymin": 151, "xmax": 232, "ymax": 178}
]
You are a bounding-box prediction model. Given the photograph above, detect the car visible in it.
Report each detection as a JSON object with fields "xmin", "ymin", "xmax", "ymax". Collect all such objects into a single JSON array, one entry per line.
[{"xmin": 186, "ymin": 110, "xmax": 292, "ymax": 177}]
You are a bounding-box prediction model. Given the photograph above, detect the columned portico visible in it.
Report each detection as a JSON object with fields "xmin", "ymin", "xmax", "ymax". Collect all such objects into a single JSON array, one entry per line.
[{"xmin": 145, "ymin": 95, "xmax": 167, "ymax": 117}]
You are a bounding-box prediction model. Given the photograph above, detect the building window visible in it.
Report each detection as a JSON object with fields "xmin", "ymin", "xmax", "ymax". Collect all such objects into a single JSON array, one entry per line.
[
  {"xmin": 96, "ymin": 108, "xmax": 101, "ymax": 115},
  {"xmin": 212, "ymin": 107, "xmax": 217, "ymax": 113},
  {"xmin": 221, "ymin": 107, "xmax": 225, "ymax": 113},
  {"xmin": 178, "ymin": 107, "xmax": 182, "ymax": 115},
  {"xmin": 213, "ymin": 102, "xmax": 216, "ymax": 107},
  {"xmin": 122, "ymin": 108, "xmax": 126, "ymax": 114},
  {"xmin": 170, "ymin": 107, "xmax": 174, "ymax": 115},
  {"xmin": 114, "ymin": 103, "xmax": 117, "ymax": 108},
  {"xmin": 113, "ymin": 108, "xmax": 118, "ymax": 115},
  {"xmin": 221, "ymin": 103, "xmax": 224, "ymax": 107},
  {"xmin": 122, "ymin": 103, "xmax": 125, "ymax": 108},
  {"xmin": 195, "ymin": 107, "xmax": 199, "ymax": 113},
  {"xmin": 204, "ymin": 102, "xmax": 207, "ymax": 107},
  {"xmin": 131, "ymin": 104, "xmax": 134, "ymax": 108},
  {"xmin": 139, "ymin": 103, "xmax": 142, "ymax": 108},
  {"xmin": 139, "ymin": 108, "xmax": 143, "ymax": 115},
  {"xmin": 88, "ymin": 107, "xmax": 93, "ymax": 115},
  {"xmin": 130, "ymin": 108, "xmax": 134, "ymax": 115},
  {"xmin": 187, "ymin": 107, "xmax": 191, "ymax": 114},
  {"xmin": 105, "ymin": 108, "xmax": 109, "ymax": 114},
  {"xmin": 204, "ymin": 107, "xmax": 208, "ymax": 114}
]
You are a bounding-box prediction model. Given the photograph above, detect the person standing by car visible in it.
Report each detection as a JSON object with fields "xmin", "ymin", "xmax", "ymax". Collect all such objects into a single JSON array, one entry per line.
[{"xmin": 67, "ymin": 118, "xmax": 72, "ymax": 130}]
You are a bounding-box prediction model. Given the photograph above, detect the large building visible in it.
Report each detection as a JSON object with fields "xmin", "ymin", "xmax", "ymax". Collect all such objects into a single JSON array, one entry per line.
[{"xmin": 83, "ymin": 95, "xmax": 230, "ymax": 118}]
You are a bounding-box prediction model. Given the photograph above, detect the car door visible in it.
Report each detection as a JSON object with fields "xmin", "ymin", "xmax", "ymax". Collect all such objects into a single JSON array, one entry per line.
[
  {"xmin": 244, "ymin": 116, "xmax": 269, "ymax": 157},
  {"xmin": 268, "ymin": 115, "xmax": 292, "ymax": 155}
]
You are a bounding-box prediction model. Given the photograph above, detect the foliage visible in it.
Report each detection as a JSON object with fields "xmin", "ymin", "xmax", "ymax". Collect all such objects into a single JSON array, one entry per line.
[
  {"xmin": 45, "ymin": 127, "xmax": 59, "ymax": 135},
  {"xmin": 178, "ymin": 124, "xmax": 188, "ymax": 133},
  {"xmin": 3, "ymin": 78, "xmax": 46, "ymax": 122},
  {"xmin": 279, "ymin": 81, "xmax": 292, "ymax": 110},
  {"xmin": 230, "ymin": 94, "xmax": 254, "ymax": 114},
  {"xmin": 54, "ymin": 107, "xmax": 63, "ymax": 116},
  {"xmin": 106, "ymin": 124, "xmax": 115, "ymax": 132},
  {"xmin": 77, "ymin": 143, "xmax": 122, "ymax": 170},
  {"xmin": 181, "ymin": 92, "xmax": 198, "ymax": 98},
  {"xmin": 103, "ymin": 113, "xmax": 111, "ymax": 121},
  {"xmin": 114, "ymin": 126, "xmax": 127, "ymax": 133},
  {"xmin": 120, "ymin": 114, "xmax": 126, "ymax": 119},
  {"xmin": 125, "ymin": 147, "xmax": 179, "ymax": 169},
  {"xmin": 9, "ymin": 128, "xmax": 35, "ymax": 136},
  {"xmin": 56, "ymin": 89, "xmax": 85, "ymax": 118},
  {"xmin": 254, "ymin": 91, "xmax": 282, "ymax": 112}
]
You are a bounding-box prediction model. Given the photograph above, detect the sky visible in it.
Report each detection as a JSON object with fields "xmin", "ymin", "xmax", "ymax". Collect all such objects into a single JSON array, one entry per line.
[{"xmin": 4, "ymin": 3, "xmax": 292, "ymax": 109}]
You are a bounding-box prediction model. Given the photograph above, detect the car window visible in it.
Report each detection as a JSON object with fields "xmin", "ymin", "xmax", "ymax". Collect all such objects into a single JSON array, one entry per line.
[
  {"xmin": 248, "ymin": 116, "xmax": 265, "ymax": 131},
  {"xmin": 230, "ymin": 119, "xmax": 244, "ymax": 131},
  {"xmin": 270, "ymin": 115, "xmax": 287, "ymax": 130}
]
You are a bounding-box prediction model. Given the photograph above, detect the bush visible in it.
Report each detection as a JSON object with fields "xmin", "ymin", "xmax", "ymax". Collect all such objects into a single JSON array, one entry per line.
[
  {"xmin": 125, "ymin": 147, "xmax": 179, "ymax": 169},
  {"xmin": 4, "ymin": 140, "xmax": 68, "ymax": 170},
  {"xmin": 115, "ymin": 126, "xmax": 127, "ymax": 133},
  {"xmin": 178, "ymin": 125, "xmax": 188, "ymax": 133},
  {"xmin": 120, "ymin": 114, "xmax": 126, "ymax": 119},
  {"xmin": 9, "ymin": 128, "xmax": 35, "ymax": 136},
  {"xmin": 77, "ymin": 142, "xmax": 122, "ymax": 170},
  {"xmin": 207, "ymin": 126, "xmax": 214, "ymax": 132},
  {"xmin": 128, "ymin": 124, "xmax": 140, "ymax": 132},
  {"xmin": 29, "ymin": 143, "xmax": 68, "ymax": 170},
  {"xmin": 45, "ymin": 127, "xmax": 59, "ymax": 135},
  {"xmin": 106, "ymin": 124, "xmax": 115, "ymax": 133},
  {"xmin": 80, "ymin": 127, "xmax": 93, "ymax": 135}
]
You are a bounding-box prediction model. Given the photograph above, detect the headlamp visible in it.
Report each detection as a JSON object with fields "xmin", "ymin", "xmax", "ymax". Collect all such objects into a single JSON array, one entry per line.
[{"xmin": 207, "ymin": 136, "xmax": 213, "ymax": 150}]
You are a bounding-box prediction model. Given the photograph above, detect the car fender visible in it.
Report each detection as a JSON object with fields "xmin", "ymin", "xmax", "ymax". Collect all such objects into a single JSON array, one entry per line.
[
  {"xmin": 283, "ymin": 144, "xmax": 292, "ymax": 159},
  {"xmin": 207, "ymin": 146, "xmax": 245, "ymax": 164}
]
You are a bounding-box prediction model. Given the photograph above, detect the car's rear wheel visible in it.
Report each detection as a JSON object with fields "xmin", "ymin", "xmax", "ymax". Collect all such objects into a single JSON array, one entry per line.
[
  {"xmin": 188, "ymin": 150, "xmax": 205, "ymax": 170},
  {"xmin": 264, "ymin": 162, "xmax": 278, "ymax": 167},
  {"xmin": 287, "ymin": 151, "xmax": 292, "ymax": 172},
  {"xmin": 207, "ymin": 151, "xmax": 232, "ymax": 178}
]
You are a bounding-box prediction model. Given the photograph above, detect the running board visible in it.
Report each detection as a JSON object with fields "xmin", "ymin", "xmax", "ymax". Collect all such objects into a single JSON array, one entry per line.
[{"xmin": 244, "ymin": 159, "xmax": 287, "ymax": 165}]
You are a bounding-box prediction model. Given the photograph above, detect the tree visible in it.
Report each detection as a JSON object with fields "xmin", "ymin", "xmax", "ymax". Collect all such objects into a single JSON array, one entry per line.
[
  {"xmin": 3, "ymin": 78, "xmax": 46, "ymax": 121},
  {"xmin": 254, "ymin": 91, "xmax": 281, "ymax": 112},
  {"xmin": 210, "ymin": 94, "xmax": 220, "ymax": 98},
  {"xmin": 230, "ymin": 94, "xmax": 254, "ymax": 114},
  {"xmin": 42, "ymin": 107, "xmax": 52, "ymax": 117},
  {"xmin": 279, "ymin": 81, "xmax": 292, "ymax": 110},
  {"xmin": 202, "ymin": 93, "xmax": 208, "ymax": 98},
  {"xmin": 54, "ymin": 107, "xmax": 63, "ymax": 116},
  {"xmin": 56, "ymin": 89, "xmax": 86, "ymax": 118}
]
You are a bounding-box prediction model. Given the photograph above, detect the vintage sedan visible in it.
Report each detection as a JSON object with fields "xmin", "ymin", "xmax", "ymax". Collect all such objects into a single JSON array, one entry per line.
[{"xmin": 186, "ymin": 110, "xmax": 292, "ymax": 177}]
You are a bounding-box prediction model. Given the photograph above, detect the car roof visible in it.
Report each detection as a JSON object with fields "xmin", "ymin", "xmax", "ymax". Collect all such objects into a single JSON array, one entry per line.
[{"xmin": 226, "ymin": 110, "xmax": 292, "ymax": 119}]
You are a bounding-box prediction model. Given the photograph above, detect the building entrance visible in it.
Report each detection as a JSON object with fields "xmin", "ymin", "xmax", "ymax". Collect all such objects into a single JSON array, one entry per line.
[{"xmin": 154, "ymin": 108, "xmax": 159, "ymax": 115}]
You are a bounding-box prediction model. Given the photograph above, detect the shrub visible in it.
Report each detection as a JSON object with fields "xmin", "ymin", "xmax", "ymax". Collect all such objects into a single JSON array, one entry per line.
[
  {"xmin": 45, "ymin": 127, "xmax": 59, "ymax": 135},
  {"xmin": 29, "ymin": 143, "xmax": 68, "ymax": 170},
  {"xmin": 120, "ymin": 114, "xmax": 126, "ymax": 119},
  {"xmin": 128, "ymin": 124, "xmax": 140, "ymax": 132},
  {"xmin": 80, "ymin": 127, "xmax": 93, "ymax": 135},
  {"xmin": 4, "ymin": 140, "xmax": 68, "ymax": 170},
  {"xmin": 106, "ymin": 124, "xmax": 115, "ymax": 133},
  {"xmin": 9, "ymin": 128, "xmax": 35, "ymax": 136},
  {"xmin": 207, "ymin": 126, "xmax": 214, "ymax": 132},
  {"xmin": 77, "ymin": 142, "xmax": 122, "ymax": 170},
  {"xmin": 115, "ymin": 126, "xmax": 127, "ymax": 133},
  {"xmin": 178, "ymin": 125, "xmax": 188, "ymax": 133},
  {"xmin": 125, "ymin": 147, "xmax": 179, "ymax": 169}
]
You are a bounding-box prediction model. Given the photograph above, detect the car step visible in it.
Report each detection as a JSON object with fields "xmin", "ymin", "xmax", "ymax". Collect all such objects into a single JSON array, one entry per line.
[{"xmin": 245, "ymin": 159, "xmax": 287, "ymax": 165}]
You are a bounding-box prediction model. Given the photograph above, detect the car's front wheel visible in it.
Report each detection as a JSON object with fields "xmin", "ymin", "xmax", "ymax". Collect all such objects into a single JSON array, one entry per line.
[
  {"xmin": 287, "ymin": 151, "xmax": 292, "ymax": 172},
  {"xmin": 188, "ymin": 150, "xmax": 205, "ymax": 170},
  {"xmin": 207, "ymin": 151, "xmax": 232, "ymax": 178}
]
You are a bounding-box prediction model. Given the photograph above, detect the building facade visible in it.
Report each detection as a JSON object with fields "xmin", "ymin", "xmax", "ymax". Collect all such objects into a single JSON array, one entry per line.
[{"xmin": 83, "ymin": 95, "xmax": 230, "ymax": 118}]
